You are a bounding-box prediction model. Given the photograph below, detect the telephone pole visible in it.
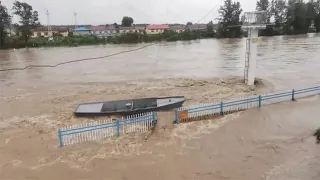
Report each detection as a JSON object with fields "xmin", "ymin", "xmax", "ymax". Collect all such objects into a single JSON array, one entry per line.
[
  {"xmin": 73, "ymin": 12, "xmax": 77, "ymax": 29},
  {"xmin": 45, "ymin": 9, "xmax": 51, "ymax": 37}
]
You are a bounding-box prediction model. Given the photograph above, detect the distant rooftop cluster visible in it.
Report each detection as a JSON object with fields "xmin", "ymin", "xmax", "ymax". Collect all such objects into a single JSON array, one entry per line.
[{"xmin": 26, "ymin": 23, "xmax": 217, "ymax": 38}]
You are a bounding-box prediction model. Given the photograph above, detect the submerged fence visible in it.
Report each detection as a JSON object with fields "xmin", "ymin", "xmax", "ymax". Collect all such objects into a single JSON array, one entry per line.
[
  {"xmin": 58, "ymin": 112, "xmax": 156, "ymax": 147},
  {"xmin": 175, "ymin": 86, "xmax": 320, "ymax": 123}
]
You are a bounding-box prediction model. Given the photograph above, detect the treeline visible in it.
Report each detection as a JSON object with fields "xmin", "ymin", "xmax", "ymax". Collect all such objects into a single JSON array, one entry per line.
[
  {"xmin": 2, "ymin": 0, "xmax": 320, "ymax": 49},
  {"xmin": 0, "ymin": 1, "xmax": 40, "ymax": 49},
  {"xmin": 23, "ymin": 29, "xmax": 215, "ymax": 48},
  {"xmin": 217, "ymin": 0, "xmax": 320, "ymax": 38}
]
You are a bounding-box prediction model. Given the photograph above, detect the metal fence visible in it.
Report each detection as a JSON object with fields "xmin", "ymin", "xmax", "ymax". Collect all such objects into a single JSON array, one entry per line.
[
  {"xmin": 175, "ymin": 86, "xmax": 320, "ymax": 123},
  {"xmin": 58, "ymin": 112, "xmax": 156, "ymax": 147}
]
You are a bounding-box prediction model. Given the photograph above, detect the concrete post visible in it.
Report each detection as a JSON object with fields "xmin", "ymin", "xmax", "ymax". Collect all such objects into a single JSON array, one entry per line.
[{"xmin": 247, "ymin": 28, "xmax": 259, "ymax": 86}]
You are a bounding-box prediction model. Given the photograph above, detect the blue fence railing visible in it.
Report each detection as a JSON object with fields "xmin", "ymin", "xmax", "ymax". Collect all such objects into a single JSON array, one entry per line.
[
  {"xmin": 175, "ymin": 86, "xmax": 320, "ymax": 123},
  {"xmin": 58, "ymin": 112, "xmax": 156, "ymax": 147}
]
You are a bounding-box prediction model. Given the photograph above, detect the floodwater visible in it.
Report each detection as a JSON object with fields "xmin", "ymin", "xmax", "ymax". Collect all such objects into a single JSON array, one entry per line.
[
  {"xmin": 1, "ymin": 34, "xmax": 320, "ymax": 180},
  {"xmin": 1, "ymin": 34, "xmax": 320, "ymax": 90}
]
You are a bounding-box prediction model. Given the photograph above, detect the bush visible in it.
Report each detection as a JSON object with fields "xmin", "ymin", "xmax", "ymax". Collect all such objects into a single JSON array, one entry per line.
[{"xmin": 2, "ymin": 29, "xmax": 217, "ymax": 49}]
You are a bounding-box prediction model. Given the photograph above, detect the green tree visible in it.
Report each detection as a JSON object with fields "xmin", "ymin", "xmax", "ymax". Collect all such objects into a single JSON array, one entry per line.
[
  {"xmin": 256, "ymin": 0, "xmax": 274, "ymax": 36},
  {"xmin": 306, "ymin": 0, "xmax": 316, "ymax": 32},
  {"xmin": 256, "ymin": 0, "xmax": 271, "ymax": 23},
  {"xmin": 0, "ymin": 1, "xmax": 11, "ymax": 49},
  {"xmin": 206, "ymin": 21, "xmax": 215, "ymax": 37},
  {"xmin": 12, "ymin": 1, "xmax": 40, "ymax": 44},
  {"xmin": 187, "ymin": 22, "xmax": 193, "ymax": 25},
  {"xmin": 121, "ymin": 16, "xmax": 134, "ymax": 27},
  {"xmin": 113, "ymin": 23, "xmax": 119, "ymax": 28},
  {"xmin": 314, "ymin": 0, "xmax": 320, "ymax": 32},
  {"xmin": 284, "ymin": 0, "xmax": 308, "ymax": 34},
  {"xmin": 269, "ymin": 0, "xmax": 287, "ymax": 35},
  {"xmin": 217, "ymin": 0, "xmax": 243, "ymax": 38},
  {"xmin": 272, "ymin": 0, "xmax": 286, "ymax": 27}
]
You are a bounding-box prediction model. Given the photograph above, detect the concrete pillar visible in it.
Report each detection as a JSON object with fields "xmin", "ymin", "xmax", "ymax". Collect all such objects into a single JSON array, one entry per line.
[{"xmin": 247, "ymin": 28, "xmax": 259, "ymax": 86}]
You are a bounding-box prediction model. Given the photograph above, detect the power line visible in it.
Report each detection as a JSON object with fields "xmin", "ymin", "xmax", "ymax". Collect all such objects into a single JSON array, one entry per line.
[{"xmin": 0, "ymin": 0, "xmax": 223, "ymax": 72}]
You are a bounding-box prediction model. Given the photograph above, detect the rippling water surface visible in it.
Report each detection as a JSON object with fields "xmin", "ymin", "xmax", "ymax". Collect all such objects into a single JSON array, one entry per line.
[
  {"xmin": 1, "ymin": 34, "xmax": 320, "ymax": 90},
  {"xmin": 1, "ymin": 34, "xmax": 320, "ymax": 180}
]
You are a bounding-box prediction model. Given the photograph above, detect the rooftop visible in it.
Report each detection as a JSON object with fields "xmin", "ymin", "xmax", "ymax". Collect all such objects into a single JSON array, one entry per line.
[
  {"xmin": 73, "ymin": 27, "xmax": 90, "ymax": 31},
  {"xmin": 90, "ymin": 25, "xmax": 117, "ymax": 31},
  {"xmin": 32, "ymin": 27, "xmax": 69, "ymax": 32},
  {"xmin": 119, "ymin": 26, "xmax": 145, "ymax": 30},
  {"xmin": 146, "ymin": 24, "xmax": 169, "ymax": 30}
]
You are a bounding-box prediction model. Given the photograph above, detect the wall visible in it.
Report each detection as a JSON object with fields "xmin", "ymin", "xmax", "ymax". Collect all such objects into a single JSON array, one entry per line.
[
  {"xmin": 32, "ymin": 31, "xmax": 69, "ymax": 38},
  {"xmin": 73, "ymin": 31, "xmax": 91, "ymax": 36},
  {"xmin": 91, "ymin": 30, "xmax": 118, "ymax": 37},
  {"xmin": 146, "ymin": 29, "xmax": 167, "ymax": 34},
  {"xmin": 120, "ymin": 29, "xmax": 144, "ymax": 34}
]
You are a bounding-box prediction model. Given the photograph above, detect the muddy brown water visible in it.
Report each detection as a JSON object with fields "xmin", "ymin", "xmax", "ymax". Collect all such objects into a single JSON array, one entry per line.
[{"xmin": 1, "ymin": 34, "xmax": 320, "ymax": 179}]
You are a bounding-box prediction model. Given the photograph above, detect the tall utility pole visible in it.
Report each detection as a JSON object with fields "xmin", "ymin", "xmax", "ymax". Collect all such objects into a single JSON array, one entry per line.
[
  {"xmin": 73, "ymin": 12, "xmax": 77, "ymax": 29},
  {"xmin": 241, "ymin": 11, "xmax": 267, "ymax": 85},
  {"xmin": 45, "ymin": 9, "xmax": 51, "ymax": 37}
]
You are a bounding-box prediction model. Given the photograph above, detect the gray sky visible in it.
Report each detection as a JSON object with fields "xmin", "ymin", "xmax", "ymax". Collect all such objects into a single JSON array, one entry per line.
[{"xmin": 2, "ymin": 0, "xmax": 255, "ymax": 25}]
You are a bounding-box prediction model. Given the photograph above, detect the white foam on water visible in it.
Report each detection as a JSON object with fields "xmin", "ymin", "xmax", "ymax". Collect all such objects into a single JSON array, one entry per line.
[
  {"xmin": 173, "ymin": 113, "xmax": 240, "ymax": 140},
  {"xmin": 153, "ymin": 113, "xmax": 242, "ymax": 154}
]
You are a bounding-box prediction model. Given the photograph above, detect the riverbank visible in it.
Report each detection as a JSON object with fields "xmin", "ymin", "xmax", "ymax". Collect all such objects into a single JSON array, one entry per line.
[{"xmin": 2, "ymin": 30, "xmax": 215, "ymax": 49}]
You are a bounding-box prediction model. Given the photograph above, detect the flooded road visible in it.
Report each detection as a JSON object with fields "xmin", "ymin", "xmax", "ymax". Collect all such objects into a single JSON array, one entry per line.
[{"xmin": 0, "ymin": 34, "xmax": 320, "ymax": 179}]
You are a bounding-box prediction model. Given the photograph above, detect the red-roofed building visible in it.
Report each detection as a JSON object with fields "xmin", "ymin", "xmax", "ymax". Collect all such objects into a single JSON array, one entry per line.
[
  {"xmin": 90, "ymin": 25, "xmax": 119, "ymax": 37},
  {"xmin": 146, "ymin": 24, "xmax": 169, "ymax": 34}
]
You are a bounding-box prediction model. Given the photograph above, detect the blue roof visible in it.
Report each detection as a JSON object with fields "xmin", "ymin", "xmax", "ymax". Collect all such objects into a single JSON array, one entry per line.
[{"xmin": 73, "ymin": 27, "xmax": 90, "ymax": 31}]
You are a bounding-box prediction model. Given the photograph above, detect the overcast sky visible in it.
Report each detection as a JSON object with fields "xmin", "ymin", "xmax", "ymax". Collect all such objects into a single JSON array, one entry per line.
[{"xmin": 2, "ymin": 0, "xmax": 256, "ymax": 25}]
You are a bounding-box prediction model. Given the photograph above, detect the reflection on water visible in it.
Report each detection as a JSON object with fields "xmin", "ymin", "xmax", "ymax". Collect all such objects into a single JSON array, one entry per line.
[{"xmin": 1, "ymin": 34, "xmax": 320, "ymax": 89}]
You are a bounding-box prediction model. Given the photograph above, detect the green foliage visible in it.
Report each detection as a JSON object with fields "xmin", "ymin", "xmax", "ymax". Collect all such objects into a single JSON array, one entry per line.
[
  {"xmin": 12, "ymin": 1, "xmax": 40, "ymax": 43},
  {"xmin": 121, "ymin": 16, "xmax": 134, "ymax": 27},
  {"xmin": 4, "ymin": 29, "xmax": 213, "ymax": 49},
  {"xmin": 217, "ymin": 0, "xmax": 243, "ymax": 38},
  {"xmin": 0, "ymin": 3, "xmax": 11, "ymax": 49},
  {"xmin": 257, "ymin": 0, "xmax": 271, "ymax": 23},
  {"xmin": 272, "ymin": 0, "xmax": 286, "ymax": 27}
]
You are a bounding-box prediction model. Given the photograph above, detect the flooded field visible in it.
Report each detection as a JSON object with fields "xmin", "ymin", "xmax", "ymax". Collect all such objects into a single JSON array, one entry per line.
[{"xmin": 0, "ymin": 34, "xmax": 320, "ymax": 179}]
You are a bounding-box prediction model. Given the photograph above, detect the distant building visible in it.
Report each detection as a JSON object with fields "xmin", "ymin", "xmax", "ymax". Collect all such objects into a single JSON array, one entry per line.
[
  {"xmin": 169, "ymin": 25, "xmax": 186, "ymax": 33},
  {"xmin": 31, "ymin": 27, "xmax": 69, "ymax": 38},
  {"xmin": 119, "ymin": 26, "xmax": 145, "ymax": 34},
  {"xmin": 73, "ymin": 27, "xmax": 91, "ymax": 36},
  {"xmin": 146, "ymin": 24, "xmax": 169, "ymax": 34},
  {"xmin": 187, "ymin": 24, "xmax": 207, "ymax": 32},
  {"xmin": 90, "ymin": 25, "xmax": 118, "ymax": 37}
]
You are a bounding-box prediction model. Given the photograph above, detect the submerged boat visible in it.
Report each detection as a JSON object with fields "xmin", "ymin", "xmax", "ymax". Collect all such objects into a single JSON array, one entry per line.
[{"xmin": 74, "ymin": 96, "xmax": 185, "ymax": 117}]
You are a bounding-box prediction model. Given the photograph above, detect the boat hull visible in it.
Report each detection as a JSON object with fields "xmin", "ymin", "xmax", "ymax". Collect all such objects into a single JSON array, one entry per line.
[{"xmin": 74, "ymin": 96, "xmax": 185, "ymax": 117}]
